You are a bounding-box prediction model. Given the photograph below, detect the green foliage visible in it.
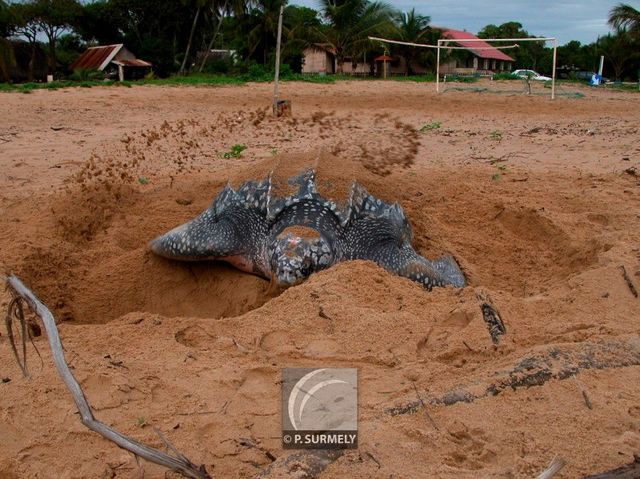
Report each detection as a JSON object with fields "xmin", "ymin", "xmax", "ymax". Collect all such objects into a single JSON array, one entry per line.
[
  {"xmin": 0, "ymin": 38, "xmax": 15, "ymax": 82},
  {"xmin": 284, "ymin": 73, "xmax": 336, "ymax": 83},
  {"xmin": 244, "ymin": 62, "xmax": 271, "ymax": 81},
  {"xmin": 145, "ymin": 74, "xmax": 244, "ymax": 86},
  {"xmin": 597, "ymin": 30, "xmax": 639, "ymax": 80},
  {"xmin": 419, "ymin": 121, "xmax": 441, "ymax": 132},
  {"xmin": 388, "ymin": 73, "xmax": 436, "ymax": 82},
  {"xmin": 392, "ymin": 8, "xmax": 438, "ymax": 75},
  {"xmin": 31, "ymin": 0, "xmax": 84, "ymax": 73},
  {"xmin": 0, "ymin": 0, "xmax": 12, "ymax": 38},
  {"xmin": 2, "ymin": 0, "xmax": 638, "ymax": 83},
  {"xmin": 492, "ymin": 72, "xmax": 519, "ymax": 80},
  {"xmin": 445, "ymin": 75, "xmax": 478, "ymax": 83},
  {"xmin": 55, "ymin": 33, "xmax": 84, "ymax": 70},
  {"xmin": 609, "ymin": 3, "xmax": 640, "ymax": 38},
  {"xmin": 317, "ymin": 0, "xmax": 396, "ymax": 73},
  {"xmin": 223, "ymin": 143, "xmax": 247, "ymax": 158},
  {"xmin": 243, "ymin": 0, "xmax": 286, "ymax": 65},
  {"xmin": 75, "ymin": 0, "xmax": 122, "ymax": 44},
  {"xmin": 489, "ymin": 130, "xmax": 503, "ymax": 141},
  {"xmin": 200, "ymin": 58, "xmax": 233, "ymax": 74},
  {"xmin": 478, "ymin": 22, "xmax": 551, "ymax": 73}
]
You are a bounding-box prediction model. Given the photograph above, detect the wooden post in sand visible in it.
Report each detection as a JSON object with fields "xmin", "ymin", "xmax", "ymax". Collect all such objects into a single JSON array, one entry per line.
[{"xmin": 272, "ymin": 4, "xmax": 285, "ymax": 117}]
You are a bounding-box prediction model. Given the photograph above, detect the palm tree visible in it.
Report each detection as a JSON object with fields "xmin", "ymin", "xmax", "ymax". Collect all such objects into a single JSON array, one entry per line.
[
  {"xmin": 0, "ymin": 0, "xmax": 16, "ymax": 82},
  {"xmin": 8, "ymin": 1, "xmax": 39, "ymax": 81},
  {"xmin": 608, "ymin": 3, "xmax": 640, "ymax": 38},
  {"xmin": 393, "ymin": 8, "xmax": 431, "ymax": 75},
  {"xmin": 318, "ymin": 0, "xmax": 395, "ymax": 74},
  {"xmin": 244, "ymin": 0, "xmax": 285, "ymax": 65},
  {"xmin": 597, "ymin": 30, "xmax": 637, "ymax": 80},
  {"xmin": 197, "ymin": 0, "xmax": 238, "ymax": 72},
  {"xmin": 179, "ymin": 0, "xmax": 206, "ymax": 74}
]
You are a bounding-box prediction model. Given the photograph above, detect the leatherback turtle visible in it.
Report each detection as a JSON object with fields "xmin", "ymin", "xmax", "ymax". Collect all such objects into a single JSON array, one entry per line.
[{"xmin": 150, "ymin": 170, "xmax": 465, "ymax": 289}]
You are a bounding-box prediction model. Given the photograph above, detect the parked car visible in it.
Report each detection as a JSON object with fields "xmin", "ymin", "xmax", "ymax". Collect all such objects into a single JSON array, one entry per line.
[{"xmin": 512, "ymin": 69, "xmax": 552, "ymax": 81}]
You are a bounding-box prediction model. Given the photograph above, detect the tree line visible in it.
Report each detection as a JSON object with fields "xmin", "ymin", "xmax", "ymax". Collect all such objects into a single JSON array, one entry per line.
[{"xmin": 0, "ymin": 0, "xmax": 639, "ymax": 83}]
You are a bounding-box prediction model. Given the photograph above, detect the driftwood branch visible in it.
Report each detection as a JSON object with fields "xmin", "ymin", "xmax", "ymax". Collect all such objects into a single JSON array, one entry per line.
[
  {"xmin": 581, "ymin": 454, "xmax": 640, "ymax": 478},
  {"xmin": 387, "ymin": 338, "xmax": 640, "ymax": 415},
  {"xmin": 4, "ymin": 274, "xmax": 212, "ymax": 479}
]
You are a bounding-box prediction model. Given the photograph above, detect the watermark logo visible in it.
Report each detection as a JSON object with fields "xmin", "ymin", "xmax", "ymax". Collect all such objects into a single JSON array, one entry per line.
[{"xmin": 282, "ymin": 368, "xmax": 358, "ymax": 449}]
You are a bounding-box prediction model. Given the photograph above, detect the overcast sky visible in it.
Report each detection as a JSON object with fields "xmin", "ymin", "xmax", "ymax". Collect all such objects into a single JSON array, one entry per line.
[{"xmin": 291, "ymin": 0, "xmax": 639, "ymax": 45}]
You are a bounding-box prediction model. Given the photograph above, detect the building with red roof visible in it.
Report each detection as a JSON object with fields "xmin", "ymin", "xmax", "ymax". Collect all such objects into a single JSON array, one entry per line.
[
  {"xmin": 302, "ymin": 28, "xmax": 516, "ymax": 77},
  {"xmin": 70, "ymin": 44, "xmax": 152, "ymax": 81},
  {"xmin": 438, "ymin": 28, "xmax": 515, "ymax": 75}
]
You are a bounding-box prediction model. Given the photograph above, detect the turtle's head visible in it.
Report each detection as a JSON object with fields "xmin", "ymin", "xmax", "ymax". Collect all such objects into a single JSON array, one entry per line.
[{"xmin": 269, "ymin": 228, "xmax": 333, "ymax": 287}]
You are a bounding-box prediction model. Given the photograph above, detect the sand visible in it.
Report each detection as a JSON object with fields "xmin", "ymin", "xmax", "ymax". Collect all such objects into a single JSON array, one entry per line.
[{"xmin": 0, "ymin": 79, "xmax": 639, "ymax": 478}]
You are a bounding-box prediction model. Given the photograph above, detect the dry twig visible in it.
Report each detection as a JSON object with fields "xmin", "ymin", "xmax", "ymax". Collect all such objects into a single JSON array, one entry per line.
[
  {"xmin": 619, "ymin": 265, "xmax": 638, "ymax": 298},
  {"xmin": 3, "ymin": 274, "xmax": 212, "ymax": 479},
  {"xmin": 5, "ymin": 296, "xmax": 30, "ymax": 378}
]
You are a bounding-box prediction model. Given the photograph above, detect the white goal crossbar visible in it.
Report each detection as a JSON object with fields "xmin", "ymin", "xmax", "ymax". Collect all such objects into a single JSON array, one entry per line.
[
  {"xmin": 369, "ymin": 35, "xmax": 559, "ymax": 99},
  {"xmin": 368, "ymin": 36, "xmax": 520, "ymax": 51}
]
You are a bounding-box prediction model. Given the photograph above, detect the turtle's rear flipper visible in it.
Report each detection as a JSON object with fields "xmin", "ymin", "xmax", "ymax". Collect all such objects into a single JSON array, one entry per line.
[
  {"xmin": 397, "ymin": 253, "xmax": 466, "ymax": 290},
  {"xmin": 431, "ymin": 255, "xmax": 466, "ymax": 288},
  {"xmin": 353, "ymin": 242, "xmax": 466, "ymax": 290}
]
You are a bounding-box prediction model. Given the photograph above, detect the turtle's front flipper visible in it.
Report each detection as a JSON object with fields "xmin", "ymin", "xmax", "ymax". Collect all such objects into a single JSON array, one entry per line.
[
  {"xmin": 150, "ymin": 207, "xmax": 240, "ymax": 260},
  {"xmin": 150, "ymin": 184, "xmax": 270, "ymax": 276}
]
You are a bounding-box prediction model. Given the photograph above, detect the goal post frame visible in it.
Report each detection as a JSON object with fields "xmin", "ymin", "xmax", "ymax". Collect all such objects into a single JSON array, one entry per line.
[
  {"xmin": 436, "ymin": 37, "xmax": 558, "ymax": 99},
  {"xmin": 368, "ymin": 35, "xmax": 559, "ymax": 100}
]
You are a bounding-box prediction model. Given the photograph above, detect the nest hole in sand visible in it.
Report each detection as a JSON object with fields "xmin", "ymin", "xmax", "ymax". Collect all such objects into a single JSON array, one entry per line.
[{"xmin": 9, "ymin": 166, "xmax": 609, "ymax": 326}]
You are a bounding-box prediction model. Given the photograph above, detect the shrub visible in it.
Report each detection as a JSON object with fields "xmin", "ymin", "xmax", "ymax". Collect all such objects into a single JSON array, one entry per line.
[
  {"xmin": 69, "ymin": 68, "xmax": 104, "ymax": 82},
  {"xmin": 492, "ymin": 72, "xmax": 518, "ymax": 81}
]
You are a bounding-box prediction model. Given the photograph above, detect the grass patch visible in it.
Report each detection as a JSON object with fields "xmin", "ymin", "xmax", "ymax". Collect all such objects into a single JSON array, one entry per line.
[
  {"xmin": 489, "ymin": 130, "xmax": 503, "ymax": 141},
  {"xmin": 0, "ymin": 79, "xmax": 119, "ymax": 93},
  {"xmin": 444, "ymin": 75, "xmax": 479, "ymax": 83},
  {"xmin": 0, "ymin": 71, "xmax": 444, "ymax": 93},
  {"xmin": 223, "ymin": 144, "xmax": 247, "ymax": 159},
  {"xmin": 386, "ymin": 73, "xmax": 437, "ymax": 82},
  {"xmin": 420, "ymin": 121, "xmax": 442, "ymax": 132},
  {"xmin": 605, "ymin": 82, "xmax": 640, "ymax": 92},
  {"xmin": 146, "ymin": 74, "xmax": 245, "ymax": 86},
  {"xmin": 492, "ymin": 73, "xmax": 519, "ymax": 81}
]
